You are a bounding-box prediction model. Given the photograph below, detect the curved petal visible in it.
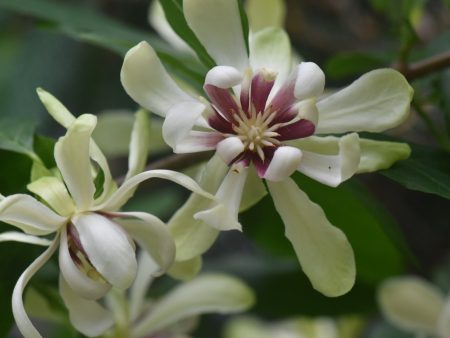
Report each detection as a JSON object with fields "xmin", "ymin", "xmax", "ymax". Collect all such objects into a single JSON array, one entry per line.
[
  {"xmin": 168, "ymin": 256, "xmax": 202, "ymax": 281},
  {"xmin": 12, "ymin": 237, "xmax": 59, "ymax": 338},
  {"xmin": 205, "ymin": 66, "xmax": 243, "ymax": 88},
  {"xmin": 174, "ymin": 131, "xmax": 223, "ymax": 153},
  {"xmin": 294, "ymin": 62, "xmax": 325, "ymax": 101},
  {"xmin": 73, "ymin": 213, "xmax": 137, "ymax": 290},
  {"xmin": 113, "ymin": 211, "xmax": 175, "ymax": 276},
  {"xmin": 297, "ymin": 133, "xmax": 360, "ymax": 187},
  {"xmin": 163, "ymin": 101, "xmax": 209, "ymax": 149},
  {"xmin": 316, "ymin": 69, "xmax": 413, "ymax": 134},
  {"xmin": 54, "ymin": 114, "xmax": 97, "ymax": 212},
  {"xmin": 183, "ymin": 0, "xmax": 248, "ymax": 71},
  {"xmin": 59, "ymin": 228, "xmax": 111, "ymax": 300},
  {"xmin": 36, "ymin": 88, "xmax": 76, "ymax": 128},
  {"xmin": 438, "ymin": 295, "xmax": 450, "ymax": 338},
  {"xmin": 121, "ymin": 41, "xmax": 194, "ymax": 117},
  {"xmin": 239, "ymin": 166, "xmax": 267, "ymax": 212},
  {"xmin": 249, "ymin": 27, "xmax": 291, "ymax": 94},
  {"xmin": 0, "ymin": 194, "xmax": 66, "ymax": 235},
  {"xmin": 216, "ymin": 137, "xmax": 245, "ymax": 164},
  {"xmin": 97, "ymin": 169, "xmax": 214, "ymax": 212},
  {"xmin": 59, "ymin": 276, "xmax": 114, "ymax": 337},
  {"xmin": 0, "ymin": 231, "xmax": 51, "ymax": 246},
  {"xmin": 246, "ymin": 0, "xmax": 286, "ymax": 31},
  {"xmin": 168, "ymin": 155, "xmax": 227, "ymax": 261},
  {"xmin": 27, "ymin": 176, "xmax": 75, "ymax": 217},
  {"xmin": 378, "ymin": 277, "xmax": 444, "ymax": 335},
  {"xmin": 195, "ymin": 166, "xmax": 248, "ymax": 231},
  {"xmin": 263, "ymin": 146, "xmax": 302, "ymax": 182},
  {"xmin": 267, "ymin": 178, "xmax": 356, "ymax": 297},
  {"xmin": 132, "ymin": 274, "xmax": 255, "ymax": 337}
]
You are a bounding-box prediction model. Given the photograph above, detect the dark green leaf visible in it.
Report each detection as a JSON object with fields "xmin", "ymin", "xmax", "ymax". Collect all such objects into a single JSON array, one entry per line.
[
  {"xmin": 33, "ymin": 134, "xmax": 56, "ymax": 169},
  {"xmin": 237, "ymin": 0, "xmax": 250, "ymax": 54},
  {"xmin": 159, "ymin": 0, "xmax": 216, "ymax": 69},
  {"xmin": 325, "ymin": 52, "xmax": 388, "ymax": 80},
  {"xmin": 0, "ymin": 116, "xmax": 37, "ymax": 159},
  {"xmin": 0, "ymin": 150, "xmax": 33, "ymax": 195},
  {"xmin": 381, "ymin": 143, "xmax": 450, "ymax": 200}
]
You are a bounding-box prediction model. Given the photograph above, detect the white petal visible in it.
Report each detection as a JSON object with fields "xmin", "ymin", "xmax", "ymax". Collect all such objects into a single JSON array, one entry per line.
[
  {"xmin": 0, "ymin": 194, "xmax": 66, "ymax": 235},
  {"xmin": 113, "ymin": 211, "xmax": 175, "ymax": 276},
  {"xmin": 173, "ymin": 131, "xmax": 222, "ymax": 153},
  {"xmin": 125, "ymin": 109, "xmax": 151, "ymax": 180},
  {"xmin": 73, "ymin": 213, "xmax": 137, "ymax": 290},
  {"xmin": 195, "ymin": 167, "xmax": 248, "ymax": 231},
  {"xmin": 168, "ymin": 256, "xmax": 202, "ymax": 281},
  {"xmin": 97, "ymin": 169, "xmax": 213, "ymax": 212},
  {"xmin": 12, "ymin": 237, "xmax": 59, "ymax": 338},
  {"xmin": 59, "ymin": 276, "xmax": 114, "ymax": 337},
  {"xmin": 246, "ymin": 0, "xmax": 286, "ymax": 31},
  {"xmin": 205, "ymin": 66, "xmax": 243, "ymax": 88},
  {"xmin": 27, "ymin": 176, "xmax": 75, "ymax": 217},
  {"xmin": 163, "ymin": 101, "xmax": 209, "ymax": 149},
  {"xmin": 0, "ymin": 231, "xmax": 51, "ymax": 246},
  {"xmin": 183, "ymin": 0, "xmax": 249, "ymax": 71},
  {"xmin": 297, "ymin": 133, "xmax": 360, "ymax": 187},
  {"xmin": 121, "ymin": 41, "xmax": 194, "ymax": 116},
  {"xmin": 216, "ymin": 137, "xmax": 245, "ymax": 164},
  {"xmin": 54, "ymin": 114, "xmax": 97, "ymax": 211},
  {"xmin": 378, "ymin": 277, "xmax": 445, "ymax": 335},
  {"xmin": 36, "ymin": 88, "xmax": 76, "ymax": 128},
  {"xmin": 267, "ymin": 178, "xmax": 356, "ymax": 297},
  {"xmin": 294, "ymin": 62, "xmax": 325, "ymax": 100},
  {"xmin": 249, "ymin": 27, "xmax": 291, "ymax": 93},
  {"xmin": 239, "ymin": 165, "xmax": 267, "ymax": 212},
  {"xmin": 438, "ymin": 295, "xmax": 450, "ymax": 338},
  {"xmin": 132, "ymin": 274, "xmax": 255, "ymax": 337},
  {"xmin": 59, "ymin": 228, "xmax": 111, "ymax": 300},
  {"xmin": 89, "ymin": 140, "xmax": 115, "ymax": 205},
  {"xmin": 316, "ymin": 69, "xmax": 413, "ymax": 134},
  {"xmin": 168, "ymin": 155, "xmax": 227, "ymax": 261},
  {"xmin": 264, "ymin": 146, "xmax": 302, "ymax": 182}
]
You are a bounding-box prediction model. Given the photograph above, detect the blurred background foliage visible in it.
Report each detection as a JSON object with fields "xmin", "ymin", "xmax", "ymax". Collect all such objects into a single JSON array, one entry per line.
[{"xmin": 0, "ymin": 0, "xmax": 449, "ymax": 337}]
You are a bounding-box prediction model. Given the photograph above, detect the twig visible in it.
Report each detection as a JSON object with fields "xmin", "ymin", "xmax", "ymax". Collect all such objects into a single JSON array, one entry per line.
[{"xmin": 394, "ymin": 51, "xmax": 450, "ymax": 81}]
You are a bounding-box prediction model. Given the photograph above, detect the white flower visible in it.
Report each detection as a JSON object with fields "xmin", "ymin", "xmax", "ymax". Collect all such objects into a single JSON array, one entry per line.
[
  {"xmin": 378, "ymin": 276, "xmax": 450, "ymax": 338},
  {"xmin": 0, "ymin": 90, "xmax": 212, "ymax": 338},
  {"xmin": 120, "ymin": 0, "xmax": 413, "ymax": 297}
]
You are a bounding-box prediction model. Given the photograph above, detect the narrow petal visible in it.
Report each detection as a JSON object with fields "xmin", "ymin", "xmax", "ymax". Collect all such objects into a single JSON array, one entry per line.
[
  {"xmin": 246, "ymin": 0, "xmax": 286, "ymax": 31},
  {"xmin": 36, "ymin": 88, "xmax": 76, "ymax": 128},
  {"xmin": 378, "ymin": 277, "xmax": 444, "ymax": 335},
  {"xmin": 12, "ymin": 237, "xmax": 59, "ymax": 338},
  {"xmin": 438, "ymin": 295, "xmax": 450, "ymax": 338},
  {"xmin": 0, "ymin": 232, "xmax": 51, "ymax": 246},
  {"xmin": 239, "ymin": 166, "xmax": 267, "ymax": 212},
  {"xmin": 168, "ymin": 256, "xmax": 202, "ymax": 281},
  {"xmin": 27, "ymin": 176, "xmax": 75, "ymax": 217},
  {"xmin": 250, "ymin": 69, "xmax": 276, "ymax": 113},
  {"xmin": 168, "ymin": 155, "xmax": 227, "ymax": 261},
  {"xmin": 249, "ymin": 27, "xmax": 291, "ymax": 94},
  {"xmin": 267, "ymin": 178, "xmax": 356, "ymax": 297},
  {"xmin": 121, "ymin": 41, "xmax": 194, "ymax": 116},
  {"xmin": 113, "ymin": 211, "xmax": 175, "ymax": 276},
  {"xmin": 205, "ymin": 65, "xmax": 243, "ymax": 89},
  {"xmin": 162, "ymin": 101, "xmax": 209, "ymax": 149},
  {"xmin": 204, "ymin": 86, "xmax": 240, "ymax": 121},
  {"xmin": 174, "ymin": 131, "xmax": 223, "ymax": 153},
  {"xmin": 54, "ymin": 114, "xmax": 97, "ymax": 211},
  {"xmin": 73, "ymin": 213, "xmax": 137, "ymax": 290},
  {"xmin": 59, "ymin": 228, "xmax": 111, "ymax": 300},
  {"xmin": 276, "ymin": 120, "xmax": 316, "ymax": 141},
  {"xmin": 132, "ymin": 274, "xmax": 255, "ymax": 337},
  {"xmin": 316, "ymin": 69, "xmax": 413, "ymax": 134},
  {"xmin": 216, "ymin": 137, "xmax": 245, "ymax": 164},
  {"xmin": 195, "ymin": 166, "xmax": 248, "ymax": 231},
  {"xmin": 59, "ymin": 276, "xmax": 114, "ymax": 337},
  {"xmin": 184, "ymin": 0, "xmax": 248, "ymax": 71},
  {"xmin": 97, "ymin": 169, "xmax": 214, "ymax": 212},
  {"xmin": 0, "ymin": 194, "xmax": 66, "ymax": 235},
  {"xmin": 125, "ymin": 109, "xmax": 151, "ymax": 181},
  {"xmin": 263, "ymin": 146, "xmax": 302, "ymax": 182},
  {"xmin": 297, "ymin": 133, "xmax": 360, "ymax": 187}
]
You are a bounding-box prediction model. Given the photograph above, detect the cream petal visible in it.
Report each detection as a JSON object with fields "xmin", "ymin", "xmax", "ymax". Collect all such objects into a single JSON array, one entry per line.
[
  {"xmin": 438, "ymin": 295, "xmax": 450, "ymax": 338},
  {"xmin": 297, "ymin": 133, "xmax": 360, "ymax": 187},
  {"xmin": 12, "ymin": 237, "xmax": 59, "ymax": 338},
  {"xmin": 163, "ymin": 100, "xmax": 209, "ymax": 149},
  {"xmin": 168, "ymin": 256, "xmax": 202, "ymax": 281},
  {"xmin": 183, "ymin": 0, "xmax": 249, "ymax": 71},
  {"xmin": 205, "ymin": 66, "xmax": 243, "ymax": 88},
  {"xmin": 0, "ymin": 231, "xmax": 51, "ymax": 246},
  {"xmin": 73, "ymin": 213, "xmax": 137, "ymax": 290},
  {"xmin": 0, "ymin": 194, "xmax": 67, "ymax": 235},
  {"xmin": 97, "ymin": 169, "xmax": 213, "ymax": 212},
  {"xmin": 121, "ymin": 41, "xmax": 194, "ymax": 117},
  {"xmin": 113, "ymin": 211, "xmax": 175, "ymax": 276},
  {"xmin": 195, "ymin": 166, "xmax": 248, "ymax": 231},
  {"xmin": 239, "ymin": 165, "xmax": 267, "ymax": 212},
  {"xmin": 173, "ymin": 131, "xmax": 223, "ymax": 153},
  {"xmin": 54, "ymin": 114, "xmax": 97, "ymax": 211},
  {"xmin": 59, "ymin": 276, "xmax": 114, "ymax": 337},
  {"xmin": 36, "ymin": 88, "xmax": 76, "ymax": 128},
  {"xmin": 132, "ymin": 274, "xmax": 255, "ymax": 337},
  {"xmin": 267, "ymin": 178, "xmax": 356, "ymax": 297},
  {"xmin": 59, "ymin": 228, "xmax": 111, "ymax": 300},
  {"xmin": 316, "ymin": 69, "xmax": 413, "ymax": 134},
  {"xmin": 216, "ymin": 137, "xmax": 245, "ymax": 164},
  {"xmin": 294, "ymin": 62, "xmax": 325, "ymax": 101},
  {"xmin": 246, "ymin": 0, "xmax": 286, "ymax": 31},
  {"xmin": 378, "ymin": 277, "xmax": 445, "ymax": 335},
  {"xmin": 263, "ymin": 146, "xmax": 302, "ymax": 182}
]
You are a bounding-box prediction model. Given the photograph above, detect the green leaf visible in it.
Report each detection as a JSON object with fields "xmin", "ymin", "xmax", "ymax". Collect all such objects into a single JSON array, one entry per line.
[
  {"xmin": 237, "ymin": 0, "xmax": 250, "ymax": 54},
  {"xmin": 381, "ymin": 143, "xmax": 450, "ymax": 200},
  {"xmin": 325, "ymin": 52, "xmax": 388, "ymax": 80},
  {"xmin": 33, "ymin": 134, "xmax": 56, "ymax": 169},
  {"xmin": 0, "ymin": 150, "xmax": 33, "ymax": 195},
  {"xmin": 0, "ymin": 116, "xmax": 38, "ymax": 160},
  {"xmin": 159, "ymin": 0, "xmax": 216, "ymax": 68}
]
